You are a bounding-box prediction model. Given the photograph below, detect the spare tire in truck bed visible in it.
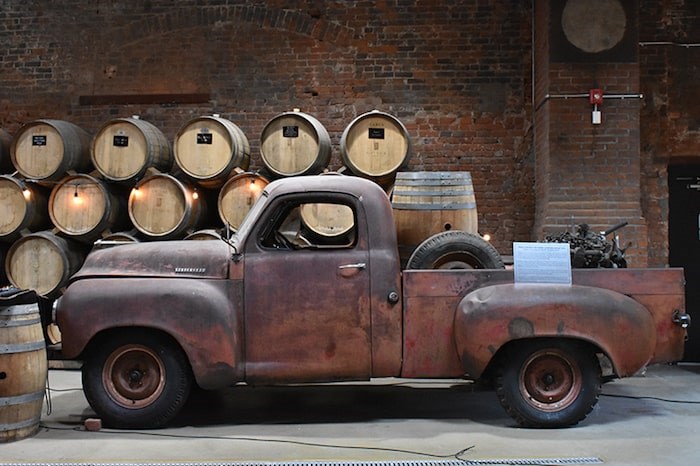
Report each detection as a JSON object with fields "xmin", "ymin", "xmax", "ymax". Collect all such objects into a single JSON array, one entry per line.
[{"xmin": 406, "ymin": 230, "xmax": 504, "ymax": 270}]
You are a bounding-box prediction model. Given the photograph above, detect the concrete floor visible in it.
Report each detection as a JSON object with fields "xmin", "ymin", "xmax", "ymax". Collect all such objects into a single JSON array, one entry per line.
[{"xmin": 2, "ymin": 364, "xmax": 700, "ymax": 465}]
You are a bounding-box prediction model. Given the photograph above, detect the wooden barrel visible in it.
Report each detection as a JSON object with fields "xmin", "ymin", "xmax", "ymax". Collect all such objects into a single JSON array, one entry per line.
[
  {"xmin": 391, "ymin": 171, "xmax": 479, "ymax": 254},
  {"xmin": 0, "ymin": 176, "xmax": 50, "ymax": 243},
  {"xmin": 0, "ymin": 245, "xmax": 7, "ymax": 287},
  {"xmin": 49, "ymin": 174, "xmax": 125, "ymax": 243},
  {"xmin": 0, "ymin": 303, "xmax": 47, "ymax": 443},
  {"xmin": 0, "ymin": 129, "xmax": 13, "ymax": 174},
  {"xmin": 260, "ymin": 111, "xmax": 331, "ymax": 177},
  {"xmin": 92, "ymin": 230, "xmax": 142, "ymax": 250},
  {"xmin": 217, "ymin": 172, "xmax": 269, "ymax": 231},
  {"xmin": 340, "ymin": 111, "xmax": 411, "ymax": 186},
  {"xmin": 91, "ymin": 117, "xmax": 172, "ymax": 183},
  {"xmin": 128, "ymin": 173, "xmax": 205, "ymax": 239},
  {"xmin": 5, "ymin": 231, "xmax": 86, "ymax": 299},
  {"xmin": 10, "ymin": 120, "xmax": 91, "ymax": 182},
  {"xmin": 300, "ymin": 203, "xmax": 354, "ymax": 239},
  {"xmin": 102, "ymin": 230, "xmax": 142, "ymax": 243},
  {"xmin": 174, "ymin": 116, "xmax": 250, "ymax": 188},
  {"xmin": 184, "ymin": 229, "xmax": 221, "ymax": 241}
]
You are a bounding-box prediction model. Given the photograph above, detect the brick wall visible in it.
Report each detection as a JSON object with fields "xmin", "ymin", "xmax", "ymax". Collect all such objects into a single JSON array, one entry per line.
[
  {"xmin": 640, "ymin": 0, "xmax": 700, "ymax": 266},
  {"xmin": 0, "ymin": 0, "xmax": 535, "ymax": 255},
  {"xmin": 1, "ymin": 1, "xmax": 698, "ymax": 264},
  {"xmin": 534, "ymin": 0, "xmax": 649, "ymax": 267}
]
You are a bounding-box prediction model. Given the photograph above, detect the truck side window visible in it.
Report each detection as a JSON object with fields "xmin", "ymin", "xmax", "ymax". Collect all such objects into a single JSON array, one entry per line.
[{"xmin": 262, "ymin": 202, "xmax": 356, "ymax": 250}]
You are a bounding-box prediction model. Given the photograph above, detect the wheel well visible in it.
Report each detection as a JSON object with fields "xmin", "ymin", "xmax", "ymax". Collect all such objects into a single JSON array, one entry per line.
[
  {"xmin": 81, "ymin": 326, "xmax": 189, "ymax": 367},
  {"xmin": 480, "ymin": 337, "xmax": 611, "ymax": 384}
]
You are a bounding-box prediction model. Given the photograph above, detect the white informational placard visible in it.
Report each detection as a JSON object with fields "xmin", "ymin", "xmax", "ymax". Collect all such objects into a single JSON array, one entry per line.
[{"xmin": 513, "ymin": 242, "xmax": 572, "ymax": 285}]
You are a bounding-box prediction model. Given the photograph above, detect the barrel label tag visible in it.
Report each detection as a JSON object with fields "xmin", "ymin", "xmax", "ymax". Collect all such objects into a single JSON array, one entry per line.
[
  {"xmin": 196, "ymin": 133, "xmax": 213, "ymax": 144},
  {"xmin": 283, "ymin": 126, "xmax": 299, "ymax": 138},
  {"xmin": 113, "ymin": 135, "xmax": 129, "ymax": 147},
  {"xmin": 32, "ymin": 135, "xmax": 47, "ymax": 146},
  {"xmin": 368, "ymin": 128, "xmax": 385, "ymax": 139}
]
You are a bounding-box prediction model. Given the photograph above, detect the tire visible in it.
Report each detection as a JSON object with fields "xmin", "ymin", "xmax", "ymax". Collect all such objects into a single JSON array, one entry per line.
[
  {"xmin": 495, "ymin": 340, "xmax": 601, "ymax": 428},
  {"xmin": 406, "ymin": 231, "xmax": 504, "ymax": 270},
  {"xmin": 82, "ymin": 330, "xmax": 193, "ymax": 429}
]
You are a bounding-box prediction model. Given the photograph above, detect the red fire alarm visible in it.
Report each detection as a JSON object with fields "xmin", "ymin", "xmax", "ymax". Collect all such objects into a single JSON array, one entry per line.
[{"xmin": 589, "ymin": 89, "xmax": 604, "ymax": 105}]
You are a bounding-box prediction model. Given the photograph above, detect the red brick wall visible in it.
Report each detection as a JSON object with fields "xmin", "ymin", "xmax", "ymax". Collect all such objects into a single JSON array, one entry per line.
[
  {"xmin": 1, "ymin": 1, "xmax": 698, "ymax": 264},
  {"xmin": 534, "ymin": 1, "xmax": 648, "ymax": 267},
  {"xmin": 640, "ymin": 0, "xmax": 700, "ymax": 266},
  {"xmin": 534, "ymin": 0, "xmax": 551, "ymax": 236},
  {"xmin": 0, "ymin": 0, "xmax": 535, "ymax": 255}
]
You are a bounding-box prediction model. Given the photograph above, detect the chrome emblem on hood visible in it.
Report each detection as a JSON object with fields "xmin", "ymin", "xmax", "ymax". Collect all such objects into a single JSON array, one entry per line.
[{"xmin": 175, "ymin": 267, "xmax": 207, "ymax": 274}]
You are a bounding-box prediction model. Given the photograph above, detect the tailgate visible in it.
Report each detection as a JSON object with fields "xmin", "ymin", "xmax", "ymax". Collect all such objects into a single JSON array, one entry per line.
[{"xmin": 571, "ymin": 268, "xmax": 688, "ymax": 364}]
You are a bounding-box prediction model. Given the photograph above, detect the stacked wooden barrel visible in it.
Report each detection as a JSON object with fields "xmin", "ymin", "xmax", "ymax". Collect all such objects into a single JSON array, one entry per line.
[
  {"xmin": 11, "ymin": 120, "xmax": 91, "ymax": 182},
  {"xmin": 1, "ymin": 109, "xmax": 476, "ymax": 301},
  {"xmin": 340, "ymin": 110, "xmax": 411, "ymax": 189},
  {"xmin": 0, "ymin": 115, "xmax": 254, "ymax": 298},
  {"xmin": 174, "ymin": 115, "xmax": 251, "ymax": 188},
  {"xmin": 217, "ymin": 172, "xmax": 269, "ymax": 231},
  {"xmin": 260, "ymin": 111, "xmax": 331, "ymax": 177},
  {"xmin": 3, "ymin": 120, "xmax": 95, "ymax": 298}
]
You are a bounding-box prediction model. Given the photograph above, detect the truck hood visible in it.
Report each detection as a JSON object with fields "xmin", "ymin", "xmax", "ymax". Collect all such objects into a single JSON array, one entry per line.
[{"xmin": 71, "ymin": 240, "xmax": 231, "ymax": 280}]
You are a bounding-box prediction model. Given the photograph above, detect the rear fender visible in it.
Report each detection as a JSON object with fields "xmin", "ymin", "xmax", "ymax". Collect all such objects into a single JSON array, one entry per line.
[
  {"xmin": 455, "ymin": 283, "xmax": 655, "ymax": 378},
  {"xmin": 56, "ymin": 277, "xmax": 243, "ymax": 389}
]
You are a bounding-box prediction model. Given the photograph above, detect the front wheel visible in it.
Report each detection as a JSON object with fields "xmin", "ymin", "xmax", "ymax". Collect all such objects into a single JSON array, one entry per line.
[
  {"xmin": 495, "ymin": 340, "xmax": 601, "ymax": 428},
  {"xmin": 82, "ymin": 331, "xmax": 193, "ymax": 428}
]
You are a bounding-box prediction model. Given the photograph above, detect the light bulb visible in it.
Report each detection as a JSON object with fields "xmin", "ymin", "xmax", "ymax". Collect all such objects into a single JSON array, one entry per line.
[{"xmin": 72, "ymin": 186, "xmax": 83, "ymax": 205}]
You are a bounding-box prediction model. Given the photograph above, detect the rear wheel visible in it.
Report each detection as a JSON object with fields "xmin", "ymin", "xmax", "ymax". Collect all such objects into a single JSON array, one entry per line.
[
  {"xmin": 82, "ymin": 331, "xmax": 193, "ymax": 428},
  {"xmin": 495, "ymin": 340, "xmax": 601, "ymax": 428}
]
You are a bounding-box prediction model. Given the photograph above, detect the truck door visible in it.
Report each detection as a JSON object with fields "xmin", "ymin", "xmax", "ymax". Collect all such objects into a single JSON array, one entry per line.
[{"xmin": 243, "ymin": 193, "xmax": 371, "ymax": 383}]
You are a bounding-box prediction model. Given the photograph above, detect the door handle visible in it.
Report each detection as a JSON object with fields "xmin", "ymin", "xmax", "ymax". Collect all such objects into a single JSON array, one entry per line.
[
  {"xmin": 338, "ymin": 263, "xmax": 366, "ymax": 270},
  {"xmin": 337, "ymin": 262, "xmax": 366, "ymax": 278}
]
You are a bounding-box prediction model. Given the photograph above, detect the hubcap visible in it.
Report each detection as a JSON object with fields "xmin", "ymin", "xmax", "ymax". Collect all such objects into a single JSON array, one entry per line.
[
  {"xmin": 519, "ymin": 348, "xmax": 582, "ymax": 412},
  {"xmin": 434, "ymin": 252, "xmax": 479, "ymax": 269},
  {"xmin": 103, "ymin": 344, "xmax": 166, "ymax": 409}
]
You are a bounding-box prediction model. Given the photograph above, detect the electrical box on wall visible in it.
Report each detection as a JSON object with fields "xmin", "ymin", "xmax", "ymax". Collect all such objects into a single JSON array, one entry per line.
[
  {"xmin": 589, "ymin": 89, "xmax": 604, "ymax": 105},
  {"xmin": 590, "ymin": 89, "xmax": 603, "ymax": 125}
]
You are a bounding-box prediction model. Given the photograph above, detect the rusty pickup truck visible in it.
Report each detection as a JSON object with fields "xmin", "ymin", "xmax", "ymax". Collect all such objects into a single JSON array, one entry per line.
[{"xmin": 55, "ymin": 174, "xmax": 690, "ymax": 429}]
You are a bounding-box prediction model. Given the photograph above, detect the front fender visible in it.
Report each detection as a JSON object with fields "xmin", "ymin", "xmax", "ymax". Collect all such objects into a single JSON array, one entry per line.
[
  {"xmin": 57, "ymin": 277, "xmax": 243, "ymax": 390},
  {"xmin": 455, "ymin": 283, "xmax": 655, "ymax": 378}
]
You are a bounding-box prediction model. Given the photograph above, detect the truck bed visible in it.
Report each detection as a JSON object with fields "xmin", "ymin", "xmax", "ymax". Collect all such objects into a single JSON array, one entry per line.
[{"xmin": 401, "ymin": 268, "xmax": 686, "ymax": 378}]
